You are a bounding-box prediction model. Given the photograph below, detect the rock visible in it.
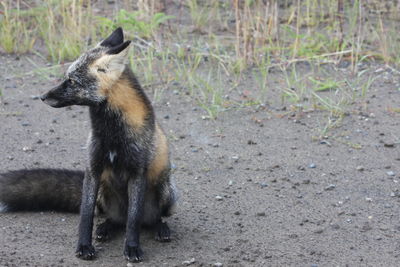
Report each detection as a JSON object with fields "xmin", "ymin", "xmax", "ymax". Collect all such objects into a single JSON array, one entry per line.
[
  {"xmin": 324, "ymin": 184, "xmax": 336, "ymax": 191},
  {"xmin": 309, "ymin": 163, "xmax": 316, "ymax": 168},
  {"xmin": 387, "ymin": 171, "xmax": 395, "ymax": 176},
  {"xmin": 256, "ymin": 212, "xmax": 266, "ymax": 217},
  {"xmin": 247, "ymin": 140, "xmax": 257, "ymax": 145},
  {"xmin": 314, "ymin": 228, "xmax": 324, "ymax": 234},
  {"xmin": 384, "ymin": 143, "xmax": 395, "ymax": 148},
  {"xmin": 215, "ymin": 195, "xmax": 223, "ymax": 201},
  {"xmin": 182, "ymin": 258, "xmax": 196, "ymax": 265},
  {"xmin": 356, "ymin": 166, "xmax": 365, "ymax": 171},
  {"xmin": 260, "ymin": 182, "xmax": 268, "ymax": 188},
  {"xmin": 213, "ymin": 263, "xmax": 223, "ymax": 267}
]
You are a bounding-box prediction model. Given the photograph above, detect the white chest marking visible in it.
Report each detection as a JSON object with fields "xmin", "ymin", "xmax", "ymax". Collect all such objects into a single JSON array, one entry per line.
[{"xmin": 109, "ymin": 151, "xmax": 117, "ymax": 163}]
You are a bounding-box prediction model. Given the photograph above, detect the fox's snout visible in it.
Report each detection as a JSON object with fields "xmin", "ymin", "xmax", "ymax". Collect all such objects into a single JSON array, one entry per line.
[{"xmin": 40, "ymin": 87, "xmax": 64, "ymax": 108}]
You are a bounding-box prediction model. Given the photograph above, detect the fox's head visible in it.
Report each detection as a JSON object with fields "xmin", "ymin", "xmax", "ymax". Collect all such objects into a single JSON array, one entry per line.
[{"xmin": 41, "ymin": 27, "xmax": 131, "ymax": 108}]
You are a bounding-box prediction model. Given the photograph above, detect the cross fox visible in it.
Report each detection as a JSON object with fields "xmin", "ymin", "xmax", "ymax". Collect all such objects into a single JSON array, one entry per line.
[{"xmin": 0, "ymin": 28, "xmax": 178, "ymax": 263}]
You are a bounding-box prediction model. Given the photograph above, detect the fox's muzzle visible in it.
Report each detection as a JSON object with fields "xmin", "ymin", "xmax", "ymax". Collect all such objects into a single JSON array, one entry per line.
[{"xmin": 41, "ymin": 81, "xmax": 72, "ymax": 108}]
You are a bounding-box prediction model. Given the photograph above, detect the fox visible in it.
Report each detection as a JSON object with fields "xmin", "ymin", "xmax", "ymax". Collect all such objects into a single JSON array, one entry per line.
[{"xmin": 0, "ymin": 27, "xmax": 178, "ymax": 263}]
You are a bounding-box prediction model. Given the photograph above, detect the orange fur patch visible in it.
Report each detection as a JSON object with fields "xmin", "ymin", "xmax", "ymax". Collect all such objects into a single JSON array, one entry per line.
[
  {"xmin": 147, "ymin": 124, "xmax": 169, "ymax": 185},
  {"xmin": 100, "ymin": 77, "xmax": 147, "ymax": 128}
]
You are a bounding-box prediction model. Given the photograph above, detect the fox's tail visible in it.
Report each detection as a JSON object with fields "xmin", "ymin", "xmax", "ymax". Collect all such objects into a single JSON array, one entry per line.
[{"xmin": 0, "ymin": 169, "xmax": 84, "ymax": 213}]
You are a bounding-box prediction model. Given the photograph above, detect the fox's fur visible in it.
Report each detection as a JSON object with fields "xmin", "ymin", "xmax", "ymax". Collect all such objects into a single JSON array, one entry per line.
[{"xmin": 0, "ymin": 28, "xmax": 178, "ymax": 263}]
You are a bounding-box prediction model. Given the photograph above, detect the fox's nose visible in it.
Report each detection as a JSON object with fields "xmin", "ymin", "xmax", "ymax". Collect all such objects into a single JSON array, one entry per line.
[{"xmin": 40, "ymin": 94, "xmax": 47, "ymax": 102}]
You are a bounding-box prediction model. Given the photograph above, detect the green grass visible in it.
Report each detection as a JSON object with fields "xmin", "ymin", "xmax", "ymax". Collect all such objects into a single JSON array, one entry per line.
[{"xmin": 0, "ymin": 0, "xmax": 398, "ymax": 132}]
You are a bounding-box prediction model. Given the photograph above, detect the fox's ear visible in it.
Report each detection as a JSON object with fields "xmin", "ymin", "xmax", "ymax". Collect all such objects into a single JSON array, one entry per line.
[
  {"xmin": 106, "ymin": 40, "xmax": 131, "ymax": 55},
  {"xmin": 99, "ymin": 27, "xmax": 124, "ymax": 48},
  {"xmin": 93, "ymin": 41, "xmax": 131, "ymax": 75}
]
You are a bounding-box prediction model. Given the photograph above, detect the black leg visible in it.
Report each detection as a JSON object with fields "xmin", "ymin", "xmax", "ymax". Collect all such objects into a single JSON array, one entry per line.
[
  {"xmin": 155, "ymin": 219, "xmax": 171, "ymax": 242},
  {"xmin": 95, "ymin": 218, "xmax": 122, "ymax": 242},
  {"xmin": 76, "ymin": 169, "xmax": 99, "ymax": 260},
  {"xmin": 124, "ymin": 172, "xmax": 146, "ymax": 263}
]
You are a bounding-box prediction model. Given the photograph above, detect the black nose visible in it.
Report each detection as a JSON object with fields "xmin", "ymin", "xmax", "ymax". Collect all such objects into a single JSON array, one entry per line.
[{"xmin": 40, "ymin": 94, "xmax": 47, "ymax": 102}]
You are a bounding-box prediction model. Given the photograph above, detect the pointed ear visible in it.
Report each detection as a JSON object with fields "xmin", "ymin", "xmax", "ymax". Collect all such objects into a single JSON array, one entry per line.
[
  {"xmin": 106, "ymin": 40, "xmax": 131, "ymax": 55},
  {"xmin": 92, "ymin": 41, "xmax": 131, "ymax": 76},
  {"xmin": 99, "ymin": 27, "xmax": 124, "ymax": 48}
]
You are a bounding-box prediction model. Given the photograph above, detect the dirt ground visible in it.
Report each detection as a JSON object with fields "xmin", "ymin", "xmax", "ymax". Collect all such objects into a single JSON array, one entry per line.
[{"xmin": 0, "ymin": 51, "xmax": 400, "ymax": 267}]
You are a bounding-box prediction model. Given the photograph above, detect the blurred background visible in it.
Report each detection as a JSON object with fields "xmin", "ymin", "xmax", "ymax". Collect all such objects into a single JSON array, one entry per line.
[{"xmin": 1, "ymin": 0, "xmax": 400, "ymax": 126}]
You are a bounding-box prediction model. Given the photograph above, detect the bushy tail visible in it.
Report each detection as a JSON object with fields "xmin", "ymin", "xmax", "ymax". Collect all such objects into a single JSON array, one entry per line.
[{"xmin": 0, "ymin": 169, "xmax": 84, "ymax": 213}]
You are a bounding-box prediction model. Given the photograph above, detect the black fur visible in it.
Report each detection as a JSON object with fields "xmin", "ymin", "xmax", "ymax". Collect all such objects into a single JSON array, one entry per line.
[
  {"xmin": 0, "ymin": 169, "xmax": 83, "ymax": 212},
  {"xmin": 100, "ymin": 27, "xmax": 124, "ymax": 48},
  {"xmin": 0, "ymin": 28, "xmax": 178, "ymax": 263}
]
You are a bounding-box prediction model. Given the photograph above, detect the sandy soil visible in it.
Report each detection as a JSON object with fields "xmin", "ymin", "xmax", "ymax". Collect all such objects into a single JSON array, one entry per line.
[{"xmin": 1, "ymin": 53, "xmax": 400, "ymax": 267}]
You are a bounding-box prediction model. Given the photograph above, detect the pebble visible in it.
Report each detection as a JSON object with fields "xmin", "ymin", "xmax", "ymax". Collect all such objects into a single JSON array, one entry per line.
[
  {"xmin": 22, "ymin": 146, "xmax": 34, "ymax": 152},
  {"xmin": 215, "ymin": 196, "xmax": 223, "ymax": 201},
  {"xmin": 21, "ymin": 122, "xmax": 30, "ymax": 126},
  {"xmin": 324, "ymin": 184, "xmax": 336, "ymax": 191},
  {"xmin": 182, "ymin": 258, "xmax": 196, "ymax": 265},
  {"xmin": 30, "ymin": 95, "xmax": 40, "ymax": 100},
  {"xmin": 356, "ymin": 166, "xmax": 365, "ymax": 171},
  {"xmin": 228, "ymin": 180, "xmax": 233, "ymax": 186},
  {"xmin": 260, "ymin": 182, "xmax": 268, "ymax": 188},
  {"xmin": 213, "ymin": 263, "xmax": 223, "ymax": 267},
  {"xmin": 314, "ymin": 228, "xmax": 324, "ymax": 234},
  {"xmin": 256, "ymin": 212, "xmax": 266, "ymax": 217},
  {"xmin": 387, "ymin": 171, "xmax": 395, "ymax": 176},
  {"xmin": 309, "ymin": 163, "xmax": 316, "ymax": 168}
]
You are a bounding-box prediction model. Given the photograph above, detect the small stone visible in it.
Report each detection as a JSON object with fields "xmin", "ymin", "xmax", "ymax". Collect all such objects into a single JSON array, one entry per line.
[
  {"xmin": 30, "ymin": 95, "xmax": 40, "ymax": 100},
  {"xmin": 387, "ymin": 171, "xmax": 395, "ymax": 176},
  {"xmin": 309, "ymin": 163, "xmax": 316, "ymax": 168},
  {"xmin": 182, "ymin": 258, "xmax": 196, "ymax": 265},
  {"xmin": 247, "ymin": 140, "xmax": 257, "ymax": 145},
  {"xmin": 215, "ymin": 196, "xmax": 223, "ymax": 201},
  {"xmin": 324, "ymin": 184, "xmax": 336, "ymax": 191},
  {"xmin": 228, "ymin": 180, "xmax": 233, "ymax": 186},
  {"xmin": 21, "ymin": 122, "xmax": 30, "ymax": 126},
  {"xmin": 384, "ymin": 143, "xmax": 395, "ymax": 148},
  {"xmin": 234, "ymin": 211, "xmax": 240, "ymax": 215},
  {"xmin": 365, "ymin": 197, "xmax": 372, "ymax": 202},
  {"xmin": 356, "ymin": 166, "xmax": 365, "ymax": 171},
  {"xmin": 260, "ymin": 182, "xmax": 268, "ymax": 188},
  {"xmin": 22, "ymin": 146, "xmax": 33, "ymax": 152},
  {"xmin": 256, "ymin": 212, "xmax": 266, "ymax": 217},
  {"xmin": 213, "ymin": 263, "xmax": 223, "ymax": 267},
  {"xmin": 163, "ymin": 115, "xmax": 170, "ymax": 119},
  {"xmin": 314, "ymin": 228, "xmax": 324, "ymax": 234}
]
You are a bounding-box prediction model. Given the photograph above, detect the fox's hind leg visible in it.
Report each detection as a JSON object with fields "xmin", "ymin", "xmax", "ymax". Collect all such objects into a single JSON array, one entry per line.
[
  {"xmin": 95, "ymin": 219, "xmax": 123, "ymax": 242},
  {"xmin": 155, "ymin": 219, "xmax": 171, "ymax": 242},
  {"xmin": 154, "ymin": 175, "xmax": 178, "ymax": 242}
]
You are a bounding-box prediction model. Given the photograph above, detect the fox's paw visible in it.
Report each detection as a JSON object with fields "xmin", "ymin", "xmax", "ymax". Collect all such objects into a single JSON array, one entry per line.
[
  {"xmin": 155, "ymin": 221, "xmax": 171, "ymax": 242},
  {"xmin": 124, "ymin": 243, "xmax": 143, "ymax": 263},
  {"xmin": 95, "ymin": 222, "xmax": 110, "ymax": 242},
  {"xmin": 75, "ymin": 244, "xmax": 95, "ymax": 260}
]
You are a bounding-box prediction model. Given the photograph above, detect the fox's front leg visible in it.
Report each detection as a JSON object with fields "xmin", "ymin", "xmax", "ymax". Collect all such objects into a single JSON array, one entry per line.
[
  {"xmin": 124, "ymin": 171, "xmax": 146, "ymax": 262},
  {"xmin": 76, "ymin": 168, "xmax": 99, "ymax": 260}
]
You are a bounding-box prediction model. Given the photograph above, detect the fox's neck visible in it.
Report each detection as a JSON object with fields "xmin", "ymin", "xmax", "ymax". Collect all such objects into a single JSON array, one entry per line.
[{"xmin": 89, "ymin": 69, "xmax": 154, "ymax": 138}]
